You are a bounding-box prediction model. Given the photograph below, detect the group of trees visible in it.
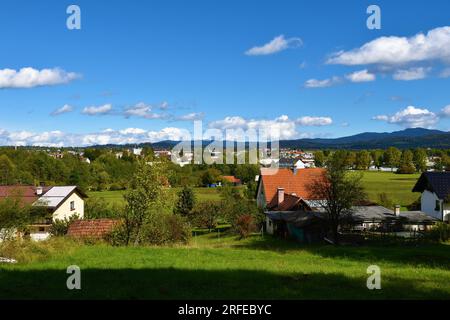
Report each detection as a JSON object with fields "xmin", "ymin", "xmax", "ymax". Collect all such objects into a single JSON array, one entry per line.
[
  {"xmin": 173, "ymin": 184, "xmax": 261, "ymax": 238},
  {"xmin": 314, "ymin": 147, "xmax": 441, "ymax": 173},
  {"xmin": 168, "ymin": 162, "xmax": 259, "ymax": 188},
  {"xmin": 0, "ymin": 148, "xmax": 137, "ymax": 191},
  {"xmin": 105, "ymin": 160, "xmax": 261, "ymax": 245},
  {"xmin": 0, "ymin": 147, "xmax": 260, "ymax": 192}
]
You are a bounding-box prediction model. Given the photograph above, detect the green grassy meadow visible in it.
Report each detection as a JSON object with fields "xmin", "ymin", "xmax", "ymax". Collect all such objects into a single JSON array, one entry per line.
[
  {"xmin": 88, "ymin": 187, "xmax": 222, "ymax": 206},
  {"xmin": 360, "ymin": 171, "xmax": 420, "ymax": 209},
  {"xmin": 88, "ymin": 171, "xmax": 421, "ymax": 209},
  {"xmin": 0, "ymin": 233, "xmax": 449, "ymax": 299}
]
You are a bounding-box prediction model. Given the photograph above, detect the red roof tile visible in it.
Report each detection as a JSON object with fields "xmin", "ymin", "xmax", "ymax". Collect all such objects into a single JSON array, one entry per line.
[
  {"xmin": 260, "ymin": 168, "xmax": 326, "ymax": 209},
  {"xmin": 0, "ymin": 185, "xmax": 51, "ymax": 205},
  {"xmin": 222, "ymin": 176, "xmax": 242, "ymax": 184}
]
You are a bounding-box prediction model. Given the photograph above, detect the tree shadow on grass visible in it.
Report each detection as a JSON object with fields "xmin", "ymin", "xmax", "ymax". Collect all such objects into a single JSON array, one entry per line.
[
  {"xmin": 0, "ymin": 267, "xmax": 448, "ymax": 300},
  {"xmin": 232, "ymin": 235, "xmax": 450, "ymax": 269}
]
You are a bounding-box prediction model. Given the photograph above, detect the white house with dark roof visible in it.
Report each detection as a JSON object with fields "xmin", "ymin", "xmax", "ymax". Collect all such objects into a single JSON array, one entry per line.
[{"xmin": 412, "ymin": 172, "xmax": 450, "ymax": 221}]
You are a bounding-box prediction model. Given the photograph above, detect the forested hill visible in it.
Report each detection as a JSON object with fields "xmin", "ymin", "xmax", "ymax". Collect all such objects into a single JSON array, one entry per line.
[{"xmin": 147, "ymin": 128, "xmax": 450, "ymax": 150}]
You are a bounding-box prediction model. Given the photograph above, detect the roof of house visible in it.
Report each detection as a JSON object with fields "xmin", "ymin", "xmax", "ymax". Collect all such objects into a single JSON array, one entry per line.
[
  {"xmin": 275, "ymin": 193, "xmax": 302, "ymax": 211},
  {"xmin": 222, "ymin": 176, "xmax": 241, "ymax": 184},
  {"xmin": 412, "ymin": 172, "xmax": 450, "ymax": 200},
  {"xmin": 260, "ymin": 168, "xmax": 326, "ymax": 208},
  {"xmin": 351, "ymin": 205, "xmax": 396, "ymax": 222},
  {"xmin": 267, "ymin": 205, "xmax": 438, "ymax": 226},
  {"xmin": 36, "ymin": 186, "xmax": 87, "ymax": 208},
  {"xmin": 398, "ymin": 211, "xmax": 439, "ymax": 223},
  {"xmin": 0, "ymin": 186, "xmax": 51, "ymax": 205},
  {"xmin": 0, "ymin": 185, "xmax": 87, "ymax": 209}
]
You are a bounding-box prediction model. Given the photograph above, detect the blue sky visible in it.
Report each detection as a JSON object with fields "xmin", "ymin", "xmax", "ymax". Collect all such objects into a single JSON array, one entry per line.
[{"xmin": 0, "ymin": 0, "xmax": 450, "ymax": 146}]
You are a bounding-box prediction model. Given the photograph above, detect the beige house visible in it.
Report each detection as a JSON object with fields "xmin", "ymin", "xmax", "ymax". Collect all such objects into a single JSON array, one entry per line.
[{"xmin": 0, "ymin": 185, "xmax": 87, "ymax": 241}]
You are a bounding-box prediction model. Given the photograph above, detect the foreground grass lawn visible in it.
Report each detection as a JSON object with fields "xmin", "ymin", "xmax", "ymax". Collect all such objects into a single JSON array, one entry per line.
[
  {"xmin": 1, "ymin": 234, "xmax": 449, "ymax": 300},
  {"xmin": 360, "ymin": 171, "xmax": 420, "ymax": 209}
]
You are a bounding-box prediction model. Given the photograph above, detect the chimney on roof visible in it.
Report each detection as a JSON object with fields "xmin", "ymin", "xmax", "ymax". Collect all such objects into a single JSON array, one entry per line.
[
  {"xmin": 277, "ymin": 187, "xmax": 285, "ymax": 205},
  {"xmin": 36, "ymin": 187, "xmax": 43, "ymax": 196},
  {"xmin": 394, "ymin": 205, "xmax": 401, "ymax": 217}
]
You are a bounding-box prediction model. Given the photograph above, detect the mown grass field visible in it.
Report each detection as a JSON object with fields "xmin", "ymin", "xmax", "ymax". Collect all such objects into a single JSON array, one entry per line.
[
  {"xmin": 89, "ymin": 171, "xmax": 420, "ymax": 209},
  {"xmin": 360, "ymin": 171, "xmax": 420, "ymax": 209},
  {"xmin": 0, "ymin": 233, "xmax": 449, "ymax": 299},
  {"xmin": 88, "ymin": 187, "xmax": 223, "ymax": 205}
]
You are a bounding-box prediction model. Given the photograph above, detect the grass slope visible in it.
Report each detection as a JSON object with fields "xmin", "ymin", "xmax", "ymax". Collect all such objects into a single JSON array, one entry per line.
[{"xmin": 1, "ymin": 234, "xmax": 449, "ymax": 300}]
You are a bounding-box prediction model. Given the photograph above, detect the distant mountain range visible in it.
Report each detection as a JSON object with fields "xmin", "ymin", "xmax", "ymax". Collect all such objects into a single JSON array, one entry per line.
[{"xmin": 91, "ymin": 128, "xmax": 450, "ymax": 150}]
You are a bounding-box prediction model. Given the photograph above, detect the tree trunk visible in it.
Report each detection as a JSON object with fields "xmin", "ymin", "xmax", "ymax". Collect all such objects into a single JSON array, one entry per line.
[{"xmin": 333, "ymin": 226, "xmax": 339, "ymax": 245}]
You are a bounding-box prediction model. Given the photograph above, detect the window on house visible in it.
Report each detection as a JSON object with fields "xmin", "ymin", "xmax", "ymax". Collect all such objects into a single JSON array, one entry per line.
[
  {"xmin": 435, "ymin": 200, "xmax": 441, "ymax": 212},
  {"xmin": 39, "ymin": 227, "xmax": 45, "ymax": 232},
  {"xmin": 70, "ymin": 201, "xmax": 75, "ymax": 211}
]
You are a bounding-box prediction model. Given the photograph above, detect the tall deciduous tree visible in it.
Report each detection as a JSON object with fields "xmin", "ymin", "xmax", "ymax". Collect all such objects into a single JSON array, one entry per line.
[
  {"xmin": 355, "ymin": 150, "xmax": 371, "ymax": 170},
  {"xmin": 122, "ymin": 160, "xmax": 169, "ymax": 245},
  {"xmin": 314, "ymin": 151, "xmax": 325, "ymax": 168},
  {"xmin": 310, "ymin": 154, "xmax": 366, "ymax": 245},
  {"xmin": 384, "ymin": 147, "xmax": 401, "ymax": 171},
  {"xmin": 0, "ymin": 155, "xmax": 15, "ymax": 185},
  {"xmin": 413, "ymin": 148, "xmax": 427, "ymax": 172},
  {"xmin": 398, "ymin": 150, "xmax": 416, "ymax": 174}
]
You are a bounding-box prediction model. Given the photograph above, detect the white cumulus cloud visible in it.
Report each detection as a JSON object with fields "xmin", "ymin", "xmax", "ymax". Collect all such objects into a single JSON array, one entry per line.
[
  {"xmin": 0, "ymin": 127, "xmax": 193, "ymax": 147},
  {"xmin": 174, "ymin": 112, "xmax": 205, "ymax": 121},
  {"xmin": 0, "ymin": 67, "xmax": 79, "ymax": 88},
  {"xmin": 373, "ymin": 106, "xmax": 439, "ymax": 128},
  {"xmin": 51, "ymin": 104, "xmax": 74, "ymax": 116},
  {"xmin": 123, "ymin": 102, "xmax": 167, "ymax": 119},
  {"xmin": 245, "ymin": 35, "xmax": 302, "ymax": 56},
  {"xmin": 345, "ymin": 69, "xmax": 376, "ymax": 82},
  {"xmin": 327, "ymin": 26, "xmax": 450, "ymax": 66},
  {"xmin": 304, "ymin": 76, "xmax": 342, "ymax": 88},
  {"xmin": 82, "ymin": 104, "xmax": 113, "ymax": 116},
  {"xmin": 296, "ymin": 116, "xmax": 333, "ymax": 126}
]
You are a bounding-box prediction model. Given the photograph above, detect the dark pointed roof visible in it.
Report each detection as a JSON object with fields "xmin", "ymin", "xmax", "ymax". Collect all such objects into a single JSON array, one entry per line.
[{"xmin": 412, "ymin": 172, "xmax": 450, "ymax": 200}]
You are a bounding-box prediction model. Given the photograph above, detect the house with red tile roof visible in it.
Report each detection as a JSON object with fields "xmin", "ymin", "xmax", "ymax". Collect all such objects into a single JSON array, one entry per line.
[
  {"xmin": 0, "ymin": 185, "xmax": 87, "ymax": 241},
  {"xmin": 256, "ymin": 168, "xmax": 326, "ymax": 211},
  {"xmin": 221, "ymin": 175, "xmax": 242, "ymax": 186}
]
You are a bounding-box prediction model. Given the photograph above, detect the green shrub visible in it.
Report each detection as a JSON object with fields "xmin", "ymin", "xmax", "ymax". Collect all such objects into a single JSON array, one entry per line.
[
  {"xmin": 235, "ymin": 214, "xmax": 255, "ymax": 239},
  {"xmin": 424, "ymin": 222, "xmax": 450, "ymax": 242},
  {"xmin": 49, "ymin": 214, "xmax": 80, "ymax": 236},
  {"xmin": 141, "ymin": 214, "xmax": 191, "ymax": 245},
  {"xmin": 106, "ymin": 214, "xmax": 191, "ymax": 246},
  {"xmin": 104, "ymin": 222, "xmax": 128, "ymax": 246},
  {"xmin": 190, "ymin": 201, "xmax": 222, "ymax": 231}
]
